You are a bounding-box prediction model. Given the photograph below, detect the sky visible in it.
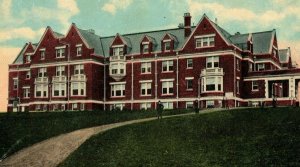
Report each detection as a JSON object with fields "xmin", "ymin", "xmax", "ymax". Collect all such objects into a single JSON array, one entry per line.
[{"xmin": 0, "ymin": 0, "xmax": 300, "ymax": 111}]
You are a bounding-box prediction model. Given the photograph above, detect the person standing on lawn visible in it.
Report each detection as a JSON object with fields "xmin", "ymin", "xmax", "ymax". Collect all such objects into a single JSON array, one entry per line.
[{"xmin": 157, "ymin": 101, "xmax": 164, "ymax": 119}]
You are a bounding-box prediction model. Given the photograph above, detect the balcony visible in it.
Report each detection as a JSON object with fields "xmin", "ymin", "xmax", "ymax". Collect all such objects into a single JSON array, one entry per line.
[
  {"xmin": 52, "ymin": 76, "xmax": 67, "ymax": 82},
  {"xmin": 35, "ymin": 77, "xmax": 48, "ymax": 84},
  {"xmin": 71, "ymin": 74, "xmax": 86, "ymax": 82},
  {"xmin": 109, "ymin": 55, "xmax": 126, "ymax": 62},
  {"xmin": 201, "ymin": 68, "xmax": 224, "ymax": 77}
]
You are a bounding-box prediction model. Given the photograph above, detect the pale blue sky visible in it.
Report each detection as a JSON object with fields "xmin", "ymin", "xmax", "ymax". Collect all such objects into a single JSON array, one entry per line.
[{"xmin": 1, "ymin": 0, "xmax": 300, "ymax": 49}]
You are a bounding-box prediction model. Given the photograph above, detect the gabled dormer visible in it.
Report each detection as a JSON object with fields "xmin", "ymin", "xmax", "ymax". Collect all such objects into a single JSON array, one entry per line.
[
  {"xmin": 109, "ymin": 33, "xmax": 130, "ymax": 81},
  {"xmin": 181, "ymin": 14, "xmax": 231, "ymax": 53},
  {"xmin": 109, "ymin": 33, "xmax": 132, "ymax": 57},
  {"xmin": 32, "ymin": 26, "xmax": 64, "ymax": 63},
  {"xmin": 23, "ymin": 42, "xmax": 36, "ymax": 64},
  {"xmin": 161, "ymin": 33, "xmax": 177, "ymax": 52},
  {"xmin": 270, "ymin": 30, "xmax": 279, "ymax": 59},
  {"xmin": 140, "ymin": 35, "xmax": 156, "ymax": 54}
]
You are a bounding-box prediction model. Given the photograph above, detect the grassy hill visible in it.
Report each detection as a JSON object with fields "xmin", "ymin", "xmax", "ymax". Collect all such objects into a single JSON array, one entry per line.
[
  {"xmin": 0, "ymin": 109, "xmax": 189, "ymax": 160},
  {"xmin": 60, "ymin": 108, "xmax": 300, "ymax": 167}
]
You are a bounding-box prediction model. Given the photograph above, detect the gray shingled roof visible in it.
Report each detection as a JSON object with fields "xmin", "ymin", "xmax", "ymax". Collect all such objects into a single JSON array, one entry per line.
[
  {"xmin": 252, "ymin": 31, "xmax": 274, "ymax": 54},
  {"xmin": 230, "ymin": 33, "xmax": 249, "ymax": 50},
  {"xmin": 13, "ymin": 44, "xmax": 28, "ymax": 64},
  {"xmin": 100, "ymin": 28, "xmax": 190, "ymax": 57},
  {"xmin": 77, "ymin": 28, "xmax": 103, "ymax": 55},
  {"xmin": 53, "ymin": 31, "xmax": 64, "ymax": 38},
  {"xmin": 279, "ymin": 49, "xmax": 289, "ymax": 63}
]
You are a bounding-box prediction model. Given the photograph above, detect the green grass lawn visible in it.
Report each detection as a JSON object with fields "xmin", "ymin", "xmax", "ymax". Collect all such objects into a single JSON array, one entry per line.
[
  {"xmin": 60, "ymin": 107, "xmax": 300, "ymax": 167},
  {"xmin": 0, "ymin": 109, "xmax": 190, "ymax": 159}
]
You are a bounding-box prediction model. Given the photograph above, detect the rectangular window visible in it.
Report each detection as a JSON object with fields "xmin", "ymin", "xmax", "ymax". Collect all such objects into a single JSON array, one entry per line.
[
  {"xmin": 162, "ymin": 81, "xmax": 174, "ymax": 95},
  {"xmin": 186, "ymin": 79, "xmax": 193, "ymax": 90},
  {"xmin": 140, "ymin": 103, "xmax": 151, "ymax": 110},
  {"xmin": 38, "ymin": 68, "xmax": 47, "ymax": 78},
  {"xmin": 202, "ymin": 76, "xmax": 222, "ymax": 92},
  {"xmin": 56, "ymin": 48, "xmax": 65, "ymax": 58},
  {"xmin": 195, "ymin": 35, "xmax": 215, "ymax": 48},
  {"xmin": 162, "ymin": 60, "xmax": 173, "ymax": 72},
  {"xmin": 186, "ymin": 101, "xmax": 194, "ymax": 109},
  {"xmin": 56, "ymin": 66, "xmax": 65, "ymax": 76},
  {"xmin": 80, "ymin": 103, "xmax": 85, "ymax": 111},
  {"xmin": 249, "ymin": 62, "xmax": 253, "ymax": 72},
  {"xmin": 72, "ymin": 103, "xmax": 78, "ymax": 110},
  {"xmin": 237, "ymin": 80, "xmax": 240, "ymax": 94},
  {"xmin": 162, "ymin": 102, "xmax": 173, "ymax": 109},
  {"xmin": 35, "ymin": 84, "xmax": 48, "ymax": 98},
  {"xmin": 236, "ymin": 59, "xmax": 240, "ymax": 70},
  {"xmin": 40, "ymin": 51, "xmax": 45, "ymax": 60},
  {"xmin": 206, "ymin": 100, "xmax": 214, "ymax": 108},
  {"xmin": 257, "ymin": 64, "xmax": 265, "ymax": 71},
  {"xmin": 53, "ymin": 83, "xmax": 66, "ymax": 97},
  {"xmin": 141, "ymin": 82, "xmax": 151, "ymax": 96},
  {"xmin": 26, "ymin": 55, "xmax": 31, "ymax": 63},
  {"xmin": 187, "ymin": 59, "xmax": 193, "ymax": 68},
  {"xmin": 111, "ymin": 84, "xmax": 125, "ymax": 97},
  {"xmin": 141, "ymin": 62, "xmax": 151, "ymax": 74},
  {"xmin": 206, "ymin": 56, "xmax": 219, "ymax": 68},
  {"xmin": 113, "ymin": 47, "xmax": 124, "ymax": 56},
  {"xmin": 164, "ymin": 41, "xmax": 171, "ymax": 51},
  {"xmin": 77, "ymin": 46, "xmax": 82, "ymax": 56},
  {"xmin": 13, "ymin": 78, "xmax": 18, "ymax": 90},
  {"xmin": 26, "ymin": 71, "xmax": 31, "ymax": 79},
  {"xmin": 112, "ymin": 103, "xmax": 124, "ymax": 110},
  {"xmin": 252, "ymin": 81, "xmax": 259, "ymax": 91},
  {"xmin": 23, "ymin": 88, "xmax": 30, "ymax": 98},
  {"xmin": 71, "ymin": 82, "xmax": 85, "ymax": 96},
  {"xmin": 74, "ymin": 64, "xmax": 84, "ymax": 75},
  {"xmin": 142, "ymin": 44, "xmax": 149, "ymax": 53}
]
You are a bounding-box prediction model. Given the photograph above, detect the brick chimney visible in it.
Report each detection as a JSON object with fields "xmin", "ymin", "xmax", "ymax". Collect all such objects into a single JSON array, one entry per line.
[{"xmin": 184, "ymin": 13, "xmax": 191, "ymax": 37}]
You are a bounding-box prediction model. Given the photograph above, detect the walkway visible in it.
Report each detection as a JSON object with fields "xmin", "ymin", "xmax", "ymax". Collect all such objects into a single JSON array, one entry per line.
[{"xmin": 0, "ymin": 110, "xmax": 219, "ymax": 167}]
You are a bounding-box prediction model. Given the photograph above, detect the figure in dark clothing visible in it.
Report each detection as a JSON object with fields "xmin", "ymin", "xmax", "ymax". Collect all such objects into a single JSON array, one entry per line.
[
  {"xmin": 194, "ymin": 100, "xmax": 199, "ymax": 114},
  {"xmin": 157, "ymin": 101, "xmax": 164, "ymax": 119}
]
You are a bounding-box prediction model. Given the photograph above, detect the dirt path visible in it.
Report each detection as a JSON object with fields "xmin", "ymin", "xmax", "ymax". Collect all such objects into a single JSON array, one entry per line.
[{"xmin": 0, "ymin": 112, "xmax": 204, "ymax": 167}]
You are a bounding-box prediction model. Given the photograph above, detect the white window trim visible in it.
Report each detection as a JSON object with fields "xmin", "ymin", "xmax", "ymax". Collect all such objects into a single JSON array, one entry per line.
[
  {"xmin": 34, "ymin": 84, "xmax": 48, "ymax": 98},
  {"xmin": 162, "ymin": 81, "xmax": 174, "ymax": 95},
  {"xmin": 164, "ymin": 41, "xmax": 171, "ymax": 52},
  {"xmin": 162, "ymin": 102, "xmax": 173, "ymax": 109},
  {"xmin": 56, "ymin": 48, "xmax": 65, "ymax": 58},
  {"xmin": 23, "ymin": 87, "xmax": 30, "ymax": 98},
  {"xmin": 160, "ymin": 78, "xmax": 175, "ymax": 82},
  {"xmin": 139, "ymin": 80, "xmax": 153, "ymax": 83},
  {"xmin": 74, "ymin": 64, "xmax": 84, "ymax": 75},
  {"xmin": 195, "ymin": 34, "xmax": 216, "ymax": 48},
  {"xmin": 186, "ymin": 101, "xmax": 194, "ymax": 109},
  {"xmin": 162, "ymin": 60, "xmax": 174, "ymax": 72},
  {"xmin": 140, "ymin": 102, "xmax": 151, "ymax": 110},
  {"xmin": 187, "ymin": 59, "xmax": 193, "ymax": 69},
  {"xmin": 71, "ymin": 82, "xmax": 86, "ymax": 96},
  {"xmin": 55, "ymin": 45, "xmax": 66, "ymax": 49},
  {"xmin": 13, "ymin": 78, "xmax": 18, "ymax": 90},
  {"xmin": 206, "ymin": 56, "xmax": 219, "ymax": 69},
  {"xmin": 252, "ymin": 81, "xmax": 259, "ymax": 91},
  {"xmin": 110, "ymin": 62, "xmax": 126, "ymax": 75},
  {"xmin": 111, "ymin": 83, "xmax": 125, "ymax": 97},
  {"xmin": 140, "ymin": 82, "xmax": 152, "ymax": 96},
  {"xmin": 202, "ymin": 76, "xmax": 223, "ymax": 92},
  {"xmin": 26, "ymin": 71, "xmax": 31, "ymax": 79},
  {"xmin": 141, "ymin": 62, "xmax": 151, "ymax": 74},
  {"xmin": 186, "ymin": 78, "xmax": 193, "ymax": 90},
  {"xmin": 52, "ymin": 83, "xmax": 66, "ymax": 97}
]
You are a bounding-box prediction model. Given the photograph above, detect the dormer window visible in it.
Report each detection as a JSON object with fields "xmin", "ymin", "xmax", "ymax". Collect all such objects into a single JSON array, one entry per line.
[
  {"xmin": 142, "ymin": 43, "xmax": 149, "ymax": 53},
  {"xmin": 76, "ymin": 44, "xmax": 82, "ymax": 56},
  {"xmin": 25, "ymin": 55, "xmax": 31, "ymax": 63},
  {"xmin": 40, "ymin": 48, "xmax": 45, "ymax": 60},
  {"xmin": 195, "ymin": 34, "xmax": 215, "ymax": 48},
  {"xmin": 55, "ymin": 46, "xmax": 66, "ymax": 58},
  {"xmin": 164, "ymin": 41, "xmax": 171, "ymax": 51},
  {"xmin": 113, "ymin": 46, "xmax": 124, "ymax": 56}
]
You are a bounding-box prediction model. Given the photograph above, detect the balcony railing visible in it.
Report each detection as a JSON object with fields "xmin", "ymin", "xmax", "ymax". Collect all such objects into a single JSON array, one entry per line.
[
  {"xmin": 52, "ymin": 76, "xmax": 67, "ymax": 82},
  {"xmin": 35, "ymin": 77, "xmax": 48, "ymax": 84},
  {"xmin": 109, "ymin": 55, "xmax": 126, "ymax": 62},
  {"xmin": 71, "ymin": 74, "xmax": 86, "ymax": 82},
  {"xmin": 201, "ymin": 68, "xmax": 224, "ymax": 77}
]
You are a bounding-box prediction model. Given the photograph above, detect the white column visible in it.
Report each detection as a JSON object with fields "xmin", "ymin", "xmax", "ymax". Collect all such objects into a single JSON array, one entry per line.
[
  {"xmin": 265, "ymin": 79, "xmax": 268, "ymax": 98},
  {"xmin": 289, "ymin": 78, "xmax": 295, "ymax": 97}
]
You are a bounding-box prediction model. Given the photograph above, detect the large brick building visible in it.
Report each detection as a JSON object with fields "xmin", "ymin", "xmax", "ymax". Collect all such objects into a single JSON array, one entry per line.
[{"xmin": 7, "ymin": 13, "xmax": 300, "ymax": 112}]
